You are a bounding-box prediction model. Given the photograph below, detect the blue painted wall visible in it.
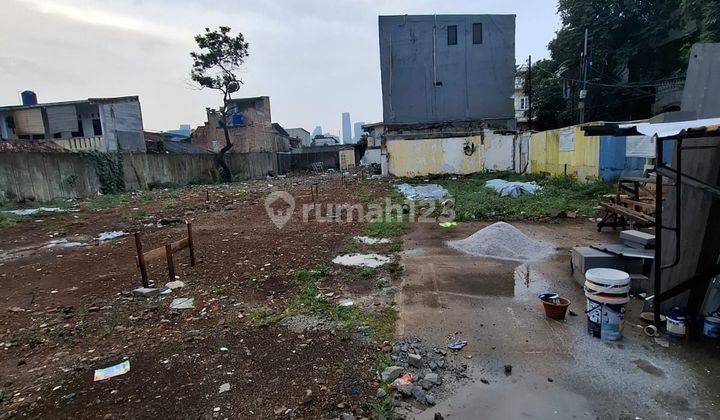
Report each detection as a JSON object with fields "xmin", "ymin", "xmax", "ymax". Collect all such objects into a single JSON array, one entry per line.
[{"xmin": 599, "ymin": 136, "xmax": 675, "ymax": 182}]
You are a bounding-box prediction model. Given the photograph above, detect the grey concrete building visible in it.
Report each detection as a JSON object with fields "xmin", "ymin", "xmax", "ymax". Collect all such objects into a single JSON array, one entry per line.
[
  {"xmin": 341, "ymin": 112, "xmax": 351, "ymax": 143},
  {"xmin": 0, "ymin": 95, "xmax": 146, "ymax": 152},
  {"xmin": 353, "ymin": 121, "xmax": 365, "ymax": 141},
  {"xmin": 378, "ymin": 14, "xmax": 516, "ymax": 128}
]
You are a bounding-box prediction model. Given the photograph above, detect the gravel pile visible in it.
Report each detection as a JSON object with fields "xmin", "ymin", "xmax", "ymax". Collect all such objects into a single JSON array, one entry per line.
[{"xmin": 446, "ymin": 221, "xmax": 555, "ymax": 262}]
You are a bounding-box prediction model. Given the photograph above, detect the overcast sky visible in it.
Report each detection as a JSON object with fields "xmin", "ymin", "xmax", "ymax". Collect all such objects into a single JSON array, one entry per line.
[{"xmin": 1, "ymin": 0, "xmax": 561, "ymax": 135}]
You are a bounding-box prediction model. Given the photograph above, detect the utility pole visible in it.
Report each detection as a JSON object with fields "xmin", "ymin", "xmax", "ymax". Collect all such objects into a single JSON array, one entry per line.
[
  {"xmin": 578, "ymin": 28, "xmax": 589, "ymax": 124},
  {"xmin": 527, "ymin": 55, "xmax": 533, "ymax": 131}
]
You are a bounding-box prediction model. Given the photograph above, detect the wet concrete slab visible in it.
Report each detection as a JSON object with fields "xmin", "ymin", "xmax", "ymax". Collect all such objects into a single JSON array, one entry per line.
[{"xmin": 399, "ymin": 220, "xmax": 720, "ymax": 419}]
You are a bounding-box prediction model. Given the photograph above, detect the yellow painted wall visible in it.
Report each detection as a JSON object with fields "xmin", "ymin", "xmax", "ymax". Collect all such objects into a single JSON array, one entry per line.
[
  {"xmin": 529, "ymin": 126, "xmax": 600, "ymax": 181},
  {"xmin": 386, "ymin": 134, "xmax": 515, "ymax": 177},
  {"xmin": 339, "ymin": 149, "xmax": 356, "ymax": 169}
]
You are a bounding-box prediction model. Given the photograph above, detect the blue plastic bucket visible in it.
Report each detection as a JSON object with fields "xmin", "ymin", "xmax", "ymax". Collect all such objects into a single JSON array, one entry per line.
[{"xmin": 703, "ymin": 316, "xmax": 720, "ymax": 338}]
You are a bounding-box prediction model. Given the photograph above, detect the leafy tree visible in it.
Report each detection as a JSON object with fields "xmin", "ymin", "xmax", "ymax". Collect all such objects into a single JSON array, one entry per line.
[
  {"xmin": 529, "ymin": 0, "xmax": 720, "ymax": 129},
  {"xmin": 190, "ymin": 26, "xmax": 249, "ymax": 182}
]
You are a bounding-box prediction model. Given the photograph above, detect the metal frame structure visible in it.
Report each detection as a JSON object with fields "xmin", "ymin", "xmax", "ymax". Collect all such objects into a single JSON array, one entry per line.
[{"xmin": 653, "ymin": 129, "xmax": 720, "ymax": 326}]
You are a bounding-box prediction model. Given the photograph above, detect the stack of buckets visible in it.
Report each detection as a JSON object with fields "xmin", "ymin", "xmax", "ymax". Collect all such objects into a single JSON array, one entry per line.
[{"xmin": 584, "ymin": 268, "xmax": 630, "ymax": 341}]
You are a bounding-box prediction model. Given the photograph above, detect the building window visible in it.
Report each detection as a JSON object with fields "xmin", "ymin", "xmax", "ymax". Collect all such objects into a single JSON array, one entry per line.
[
  {"xmin": 520, "ymin": 97, "xmax": 529, "ymax": 110},
  {"xmin": 447, "ymin": 25, "xmax": 457, "ymax": 45},
  {"xmin": 472, "ymin": 23, "xmax": 483, "ymax": 44},
  {"xmin": 92, "ymin": 118, "xmax": 102, "ymax": 136}
]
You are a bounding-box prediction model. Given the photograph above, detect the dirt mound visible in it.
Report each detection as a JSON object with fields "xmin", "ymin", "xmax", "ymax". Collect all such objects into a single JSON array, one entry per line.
[{"xmin": 446, "ymin": 222, "xmax": 555, "ymax": 262}]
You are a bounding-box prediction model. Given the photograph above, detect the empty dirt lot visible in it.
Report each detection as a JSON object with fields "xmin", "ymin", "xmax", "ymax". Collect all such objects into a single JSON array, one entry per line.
[{"xmin": 0, "ymin": 175, "xmax": 399, "ymax": 419}]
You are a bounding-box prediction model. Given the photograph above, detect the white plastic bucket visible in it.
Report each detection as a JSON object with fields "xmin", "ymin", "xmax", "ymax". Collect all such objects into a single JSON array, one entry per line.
[
  {"xmin": 666, "ymin": 307, "xmax": 687, "ymax": 338},
  {"xmin": 585, "ymin": 268, "xmax": 630, "ymax": 341},
  {"xmin": 703, "ymin": 316, "xmax": 720, "ymax": 338}
]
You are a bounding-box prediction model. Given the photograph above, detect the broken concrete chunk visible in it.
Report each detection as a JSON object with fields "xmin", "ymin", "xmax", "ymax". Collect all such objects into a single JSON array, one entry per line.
[
  {"xmin": 381, "ymin": 366, "xmax": 404, "ymax": 382},
  {"xmin": 412, "ymin": 386, "xmax": 427, "ymax": 403},
  {"xmin": 165, "ymin": 280, "xmax": 185, "ymax": 289},
  {"xmin": 132, "ymin": 287, "xmax": 159, "ymax": 298},
  {"xmin": 408, "ymin": 353, "xmax": 423, "ymax": 368},
  {"xmin": 376, "ymin": 387, "xmax": 387, "ymax": 398},
  {"xmin": 219, "ymin": 383, "xmax": 230, "ymax": 393},
  {"xmin": 424, "ymin": 372, "xmax": 440, "ymax": 385},
  {"xmin": 394, "ymin": 380, "xmax": 414, "ymax": 396},
  {"xmin": 170, "ymin": 297, "xmax": 194, "ymax": 309},
  {"xmin": 425, "ymin": 393, "xmax": 436, "ymax": 405}
]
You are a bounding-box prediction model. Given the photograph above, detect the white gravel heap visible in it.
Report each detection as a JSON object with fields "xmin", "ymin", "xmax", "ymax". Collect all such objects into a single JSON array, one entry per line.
[{"xmin": 446, "ymin": 222, "xmax": 555, "ymax": 262}]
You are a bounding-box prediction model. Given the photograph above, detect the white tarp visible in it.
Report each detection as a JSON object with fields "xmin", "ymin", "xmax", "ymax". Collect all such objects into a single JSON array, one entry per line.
[
  {"xmin": 625, "ymin": 136, "xmax": 655, "ymax": 158},
  {"xmin": 620, "ymin": 117, "xmax": 720, "ymax": 138},
  {"xmin": 559, "ymin": 127, "xmax": 575, "ymax": 151}
]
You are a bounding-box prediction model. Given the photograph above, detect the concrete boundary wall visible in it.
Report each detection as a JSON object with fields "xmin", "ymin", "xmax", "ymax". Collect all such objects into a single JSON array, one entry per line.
[
  {"xmin": 386, "ymin": 132, "xmax": 515, "ymax": 177},
  {"xmin": 0, "ymin": 151, "xmax": 276, "ymax": 203}
]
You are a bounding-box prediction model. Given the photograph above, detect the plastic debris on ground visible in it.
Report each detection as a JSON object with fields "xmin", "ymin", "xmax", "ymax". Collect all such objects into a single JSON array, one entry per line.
[
  {"xmin": 332, "ymin": 253, "xmax": 391, "ymax": 268},
  {"xmin": 97, "ymin": 231, "xmax": 127, "ymax": 241},
  {"xmin": 354, "ymin": 236, "xmax": 391, "ymax": 245},
  {"xmin": 43, "ymin": 239, "xmax": 86, "ymax": 249},
  {"xmin": 485, "ymin": 179, "xmax": 542, "ymax": 197},
  {"xmin": 339, "ymin": 299, "xmax": 354, "ymax": 307},
  {"xmin": 447, "ymin": 339, "xmax": 467, "ymax": 350},
  {"xmin": 447, "ymin": 222, "xmax": 555, "ymax": 262},
  {"xmin": 170, "ymin": 297, "xmax": 194, "ymax": 309},
  {"xmin": 93, "ymin": 360, "xmax": 130, "ymax": 381},
  {"xmin": 397, "ymin": 183, "xmax": 450, "ymax": 200},
  {"xmin": 4, "ymin": 207, "xmax": 78, "ymax": 216},
  {"xmin": 439, "ymin": 222, "xmax": 458, "ymax": 228}
]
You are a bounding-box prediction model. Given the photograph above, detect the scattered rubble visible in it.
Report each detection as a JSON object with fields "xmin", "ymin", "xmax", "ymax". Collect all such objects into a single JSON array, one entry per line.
[
  {"xmin": 382, "ymin": 337, "xmax": 469, "ymax": 408},
  {"xmin": 170, "ymin": 297, "xmax": 194, "ymax": 309}
]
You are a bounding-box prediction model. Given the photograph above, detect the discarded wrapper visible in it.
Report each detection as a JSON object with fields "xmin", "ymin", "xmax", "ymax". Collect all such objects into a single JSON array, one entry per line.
[
  {"xmin": 93, "ymin": 360, "xmax": 130, "ymax": 381},
  {"xmin": 439, "ymin": 222, "xmax": 458, "ymax": 228},
  {"xmin": 447, "ymin": 339, "xmax": 467, "ymax": 350}
]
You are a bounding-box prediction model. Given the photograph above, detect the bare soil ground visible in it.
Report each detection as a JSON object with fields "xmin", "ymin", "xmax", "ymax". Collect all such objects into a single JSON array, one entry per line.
[{"xmin": 0, "ymin": 175, "xmax": 398, "ymax": 419}]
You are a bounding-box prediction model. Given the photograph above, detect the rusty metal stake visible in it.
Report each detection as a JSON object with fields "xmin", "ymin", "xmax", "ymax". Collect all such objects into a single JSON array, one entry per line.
[
  {"xmin": 205, "ymin": 190, "xmax": 210, "ymax": 203},
  {"xmin": 187, "ymin": 221, "xmax": 196, "ymax": 267},
  {"xmin": 134, "ymin": 232, "xmax": 149, "ymax": 287},
  {"xmin": 165, "ymin": 243, "xmax": 176, "ymax": 280}
]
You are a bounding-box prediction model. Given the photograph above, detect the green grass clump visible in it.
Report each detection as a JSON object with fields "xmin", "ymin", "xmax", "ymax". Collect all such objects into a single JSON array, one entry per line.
[
  {"xmin": 81, "ymin": 193, "xmax": 132, "ymax": 210},
  {"xmin": 249, "ymin": 306, "xmax": 276, "ymax": 327},
  {"xmin": 363, "ymin": 220, "xmax": 407, "ymax": 238},
  {"xmin": 0, "ymin": 212, "xmax": 28, "ymax": 230},
  {"xmin": 434, "ymin": 171, "xmax": 611, "ymax": 221},
  {"xmin": 288, "ymin": 266, "xmax": 398, "ymax": 341}
]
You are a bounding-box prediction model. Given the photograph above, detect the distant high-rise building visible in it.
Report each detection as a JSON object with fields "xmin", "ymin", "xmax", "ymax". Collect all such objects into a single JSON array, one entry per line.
[
  {"xmin": 312, "ymin": 126, "xmax": 323, "ymax": 137},
  {"xmin": 341, "ymin": 112, "xmax": 351, "ymax": 143},
  {"xmin": 353, "ymin": 122, "xmax": 365, "ymax": 142}
]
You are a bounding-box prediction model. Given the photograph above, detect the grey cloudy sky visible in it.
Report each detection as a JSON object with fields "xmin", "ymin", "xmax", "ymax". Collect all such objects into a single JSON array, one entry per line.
[{"xmin": 0, "ymin": 0, "xmax": 560, "ymax": 135}]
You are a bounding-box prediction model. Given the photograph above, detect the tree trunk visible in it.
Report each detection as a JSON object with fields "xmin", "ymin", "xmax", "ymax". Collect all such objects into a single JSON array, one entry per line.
[{"xmin": 217, "ymin": 108, "xmax": 234, "ymax": 183}]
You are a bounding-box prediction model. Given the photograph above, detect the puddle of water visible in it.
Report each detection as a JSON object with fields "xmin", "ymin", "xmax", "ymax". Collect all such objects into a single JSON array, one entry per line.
[
  {"xmin": 332, "ymin": 253, "xmax": 391, "ymax": 268},
  {"xmin": 513, "ymin": 263, "xmax": 553, "ymax": 301},
  {"xmin": 634, "ymin": 359, "xmax": 665, "ymax": 377}
]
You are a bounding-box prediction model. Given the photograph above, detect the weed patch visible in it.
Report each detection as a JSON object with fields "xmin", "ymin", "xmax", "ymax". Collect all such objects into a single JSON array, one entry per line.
[
  {"xmin": 249, "ymin": 306, "xmax": 276, "ymax": 327},
  {"xmin": 433, "ymin": 171, "xmax": 611, "ymax": 221}
]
